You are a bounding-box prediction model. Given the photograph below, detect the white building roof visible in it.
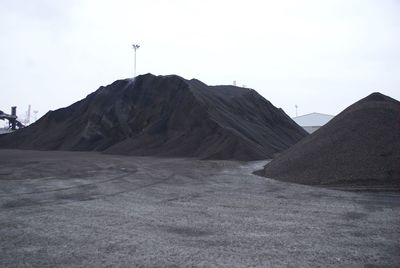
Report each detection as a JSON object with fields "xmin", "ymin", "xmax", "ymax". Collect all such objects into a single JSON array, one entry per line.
[{"xmin": 292, "ymin": 112, "xmax": 334, "ymax": 127}]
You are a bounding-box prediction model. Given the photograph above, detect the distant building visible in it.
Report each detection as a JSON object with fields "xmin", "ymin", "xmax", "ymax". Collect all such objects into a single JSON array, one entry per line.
[{"xmin": 292, "ymin": 112, "xmax": 334, "ymax": 133}]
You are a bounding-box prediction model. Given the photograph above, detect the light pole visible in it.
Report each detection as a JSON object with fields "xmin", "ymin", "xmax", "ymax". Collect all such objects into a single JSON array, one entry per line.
[
  {"xmin": 132, "ymin": 44, "xmax": 140, "ymax": 78},
  {"xmin": 295, "ymin": 104, "xmax": 298, "ymax": 117}
]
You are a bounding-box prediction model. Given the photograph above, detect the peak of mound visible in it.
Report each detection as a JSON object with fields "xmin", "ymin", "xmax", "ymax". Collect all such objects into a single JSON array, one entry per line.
[
  {"xmin": 263, "ymin": 92, "xmax": 400, "ymax": 188},
  {"xmin": 0, "ymin": 74, "xmax": 307, "ymax": 160},
  {"xmin": 366, "ymin": 92, "xmax": 386, "ymax": 101},
  {"xmin": 351, "ymin": 92, "xmax": 399, "ymax": 108},
  {"xmin": 363, "ymin": 92, "xmax": 391, "ymax": 102}
]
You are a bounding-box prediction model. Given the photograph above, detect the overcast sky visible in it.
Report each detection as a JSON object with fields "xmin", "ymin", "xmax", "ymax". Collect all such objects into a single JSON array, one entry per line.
[{"xmin": 0, "ymin": 0, "xmax": 399, "ymax": 122}]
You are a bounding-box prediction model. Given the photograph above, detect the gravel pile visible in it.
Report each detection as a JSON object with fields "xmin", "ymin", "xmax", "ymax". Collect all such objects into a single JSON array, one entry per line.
[
  {"xmin": 264, "ymin": 92, "xmax": 400, "ymax": 187},
  {"xmin": 0, "ymin": 74, "xmax": 307, "ymax": 160}
]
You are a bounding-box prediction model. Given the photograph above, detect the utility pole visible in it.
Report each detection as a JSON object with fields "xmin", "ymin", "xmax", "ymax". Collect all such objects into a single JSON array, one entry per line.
[
  {"xmin": 132, "ymin": 44, "xmax": 140, "ymax": 78},
  {"xmin": 295, "ymin": 104, "xmax": 298, "ymax": 117}
]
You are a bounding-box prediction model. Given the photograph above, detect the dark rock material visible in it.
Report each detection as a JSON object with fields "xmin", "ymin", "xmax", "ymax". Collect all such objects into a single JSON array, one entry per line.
[
  {"xmin": 0, "ymin": 74, "xmax": 307, "ymax": 160},
  {"xmin": 264, "ymin": 92, "xmax": 400, "ymax": 187}
]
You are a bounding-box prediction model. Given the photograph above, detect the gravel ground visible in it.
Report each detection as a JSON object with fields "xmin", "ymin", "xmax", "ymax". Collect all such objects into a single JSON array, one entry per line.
[{"xmin": 1, "ymin": 149, "xmax": 399, "ymax": 267}]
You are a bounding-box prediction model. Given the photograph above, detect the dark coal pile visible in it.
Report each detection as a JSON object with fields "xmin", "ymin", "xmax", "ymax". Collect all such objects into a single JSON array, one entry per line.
[
  {"xmin": 264, "ymin": 92, "xmax": 400, "ymax": 188},
  {"xmin": 0, "ymin": 74, "xmax": 307, "ymax": 160}
]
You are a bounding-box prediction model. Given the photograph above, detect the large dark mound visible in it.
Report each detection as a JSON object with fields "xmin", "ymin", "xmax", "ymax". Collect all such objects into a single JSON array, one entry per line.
[
  {"xmin": 0, "ymin": 74, "xmax": 307, "ymax": 160},
  {"xmin": 264, "ymin": 92, "xmax": 400, "ymax": 188}
]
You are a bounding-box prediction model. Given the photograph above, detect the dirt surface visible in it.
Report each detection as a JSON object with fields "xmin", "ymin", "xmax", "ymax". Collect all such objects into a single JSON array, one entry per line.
[
  {"xmin": 0, "ymin": 74, "xmax": 307, "ymax": 160},
  {"xmin": 264, "ymin": 92, "xmax": 400, "ymax": 188},
  {"xmin": 1, "ymin": 149, "xmax": 399, "ymax": 267}
]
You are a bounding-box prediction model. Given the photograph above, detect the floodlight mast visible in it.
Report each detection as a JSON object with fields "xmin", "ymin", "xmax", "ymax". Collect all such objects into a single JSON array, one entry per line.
[{"xmin": 132, "ymin": 44, "xmax": 140, "ymax": 78}]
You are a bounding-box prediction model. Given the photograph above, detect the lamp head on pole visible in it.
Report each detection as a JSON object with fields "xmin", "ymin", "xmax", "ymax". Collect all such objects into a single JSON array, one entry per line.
[{"xmin": 132, "ymin": 44, "xmax": 140, "ymax": 50}]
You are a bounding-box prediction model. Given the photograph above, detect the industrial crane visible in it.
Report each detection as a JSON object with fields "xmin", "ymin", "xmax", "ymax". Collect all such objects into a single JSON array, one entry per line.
[{"xmin": 0, "ymin": 107, "xmax": 24, "ymax": 131}]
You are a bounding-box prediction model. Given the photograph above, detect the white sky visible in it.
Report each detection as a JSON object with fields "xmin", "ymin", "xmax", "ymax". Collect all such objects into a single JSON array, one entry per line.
[{"xmin": 0, "ymin": 0, "xmax": 399, "ymax": 121}]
